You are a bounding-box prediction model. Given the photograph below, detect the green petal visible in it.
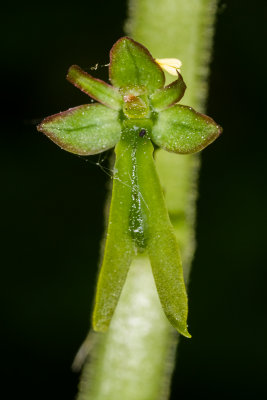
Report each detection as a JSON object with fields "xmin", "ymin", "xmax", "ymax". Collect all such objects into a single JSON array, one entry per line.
[
  {"xmin": 109, "ymin": 37, "xmax": 165, "ymax": 93},
  {"xmin": 149, "ymin": 73, "xmax": 186, "ymax": 111},
  {"xmin": 92, "ymin": 138, "xmax": 135, "ymax": 332},
  {"xmin": 151, "ymin": 105, "xmax": 222, "ymax": 154},
  {"xmin": 67, "ymin": 65, "xmax": 122, "ymax": 110},
  {"xmin": 37, "ymin": 104, "xmax": 121, "ymax": 155}
]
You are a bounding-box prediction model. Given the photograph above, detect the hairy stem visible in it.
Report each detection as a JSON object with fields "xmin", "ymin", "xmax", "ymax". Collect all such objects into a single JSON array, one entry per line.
[
  {"xmin": 77, "ymin": 257, "xmax": 177, "ymax": 400},
  {"xmin": 76, "ymin": 1, "xmax": 219, "ymax": 399}
]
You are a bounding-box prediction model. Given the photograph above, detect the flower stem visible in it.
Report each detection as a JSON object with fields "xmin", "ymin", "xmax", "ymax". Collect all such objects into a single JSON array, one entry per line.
[
  {"xmin": 77, "ymin": 257, "xmax": 177, "ymax": 400},
  {"xmin": 76, "ymin": 1, "xmax": 219, "ymax": 399}
]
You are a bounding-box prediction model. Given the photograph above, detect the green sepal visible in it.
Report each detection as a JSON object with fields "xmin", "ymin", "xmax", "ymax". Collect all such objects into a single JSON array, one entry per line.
[
  {"xmin": 122, "ymin": 119, "xmax": 190, "ymax": 337},
  {"xmin": 37, "ymin": 104, "xmax": 121, "ymax": 155},
  {"xmin": 109, "ymin": 37, "xmax": 165, "ymax": 94},
  {"xmin": 149, "ymin": 73, "xmax": 186, "ymax": 111},
  {"xmin": 92, "ymin": 138, "xmax": 135, "ymax": 332},
  {"xmin": 67, "ymin": 65, "xmax": 122, "ymax": 111},
  {"xmin": 151, "ymin": 104, "xmax": 222, "ymax": 154}
]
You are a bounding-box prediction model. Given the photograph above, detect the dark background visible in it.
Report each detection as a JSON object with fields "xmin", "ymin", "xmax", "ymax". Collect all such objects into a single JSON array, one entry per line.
[{"xmin": 1, "ymin": 1, "xmax": 266, "ymax": 399}]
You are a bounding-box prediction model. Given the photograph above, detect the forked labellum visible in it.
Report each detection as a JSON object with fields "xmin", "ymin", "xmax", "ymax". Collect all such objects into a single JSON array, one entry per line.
[{"xmin": 38, "ymin": 37, "xmax": 222, "ymax": 337}]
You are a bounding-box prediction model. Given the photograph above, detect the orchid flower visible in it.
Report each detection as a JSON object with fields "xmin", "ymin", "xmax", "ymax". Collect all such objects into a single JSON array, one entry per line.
[{"xmin": 38, "ymin": 37, "xmax": 222, "ymax": 337}]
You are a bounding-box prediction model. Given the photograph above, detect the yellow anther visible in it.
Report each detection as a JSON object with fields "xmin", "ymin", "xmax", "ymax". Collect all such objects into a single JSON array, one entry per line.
[{"xmin": 155, "ymin": 58, "xmax": 182, "ymax": 76}]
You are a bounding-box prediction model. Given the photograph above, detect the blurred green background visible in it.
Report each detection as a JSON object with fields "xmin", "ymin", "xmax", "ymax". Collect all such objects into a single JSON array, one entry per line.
[{"xmin": 1, "ymin": 1, "xmax": 266, "ymax": 399}]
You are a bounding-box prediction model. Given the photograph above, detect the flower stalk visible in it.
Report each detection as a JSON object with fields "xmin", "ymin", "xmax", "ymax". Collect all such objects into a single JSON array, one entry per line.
[
  {"xmin": 38, "ymin": 0, "xmax": 220, "ymax": 398},
  {"xmin": 76, "ymin": 1, "xmax": 220, "ymax": 399}
]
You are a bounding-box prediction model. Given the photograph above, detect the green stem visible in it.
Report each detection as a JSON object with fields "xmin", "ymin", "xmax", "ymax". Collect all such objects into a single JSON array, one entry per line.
[
  {"xmin": 76, "ymin": 1, "xmax": 219, "ymax": 399},
  {"xmin": 77, "ymin": 257, "xmax": 177, "ymax": 400},
  {"xmin": 127, "ymin": 0, "xmax": 219, "ymax": 274}
]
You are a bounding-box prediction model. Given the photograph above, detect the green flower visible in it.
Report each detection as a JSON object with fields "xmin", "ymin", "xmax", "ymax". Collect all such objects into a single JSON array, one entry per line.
[{"xmin": 38, "ymin": 37, "xmax": 222, "ymax": 337}]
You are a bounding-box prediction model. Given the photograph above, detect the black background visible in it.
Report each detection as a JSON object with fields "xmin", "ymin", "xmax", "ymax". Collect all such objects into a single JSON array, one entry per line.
[{"xmin": 1, "ymin": 1, "xmax": 266, "ymax": 399}]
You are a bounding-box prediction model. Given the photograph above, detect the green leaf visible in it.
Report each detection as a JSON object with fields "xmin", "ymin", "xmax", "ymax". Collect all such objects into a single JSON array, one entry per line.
[
  {"xmin": 109, "ymin": 37, "xmax": 165, "ymax": 93},
  {"xmin": 151, "ymin": 104, "xmax": 222, "ymax": 154},
  {"xmin": 149, "ymin": 73, "xmax": 186, "ymax": 111},
  {"xmin": 67, "ymin": 65, "xmax": 122, "ymax": 110},
  {"xmin": 92, "ymin": 138, "xmax": 135, "ymax": 332},
  {"xmin": 121, "ymin": 119, "xmax": 190, "ymax": 337},
  {"xmin": 37, "ymin": 104, "xmax": 121, "ymax": 155}
]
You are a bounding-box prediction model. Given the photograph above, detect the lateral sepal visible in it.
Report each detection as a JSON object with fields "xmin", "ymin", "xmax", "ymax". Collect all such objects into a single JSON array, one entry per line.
[
  {"xmin": 151, "ymin": 104, "xmax": 222, "ymax": 154},
  {"xmin": 37, "ymin": 104, "xmax": 121, "ymax": 155}
]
